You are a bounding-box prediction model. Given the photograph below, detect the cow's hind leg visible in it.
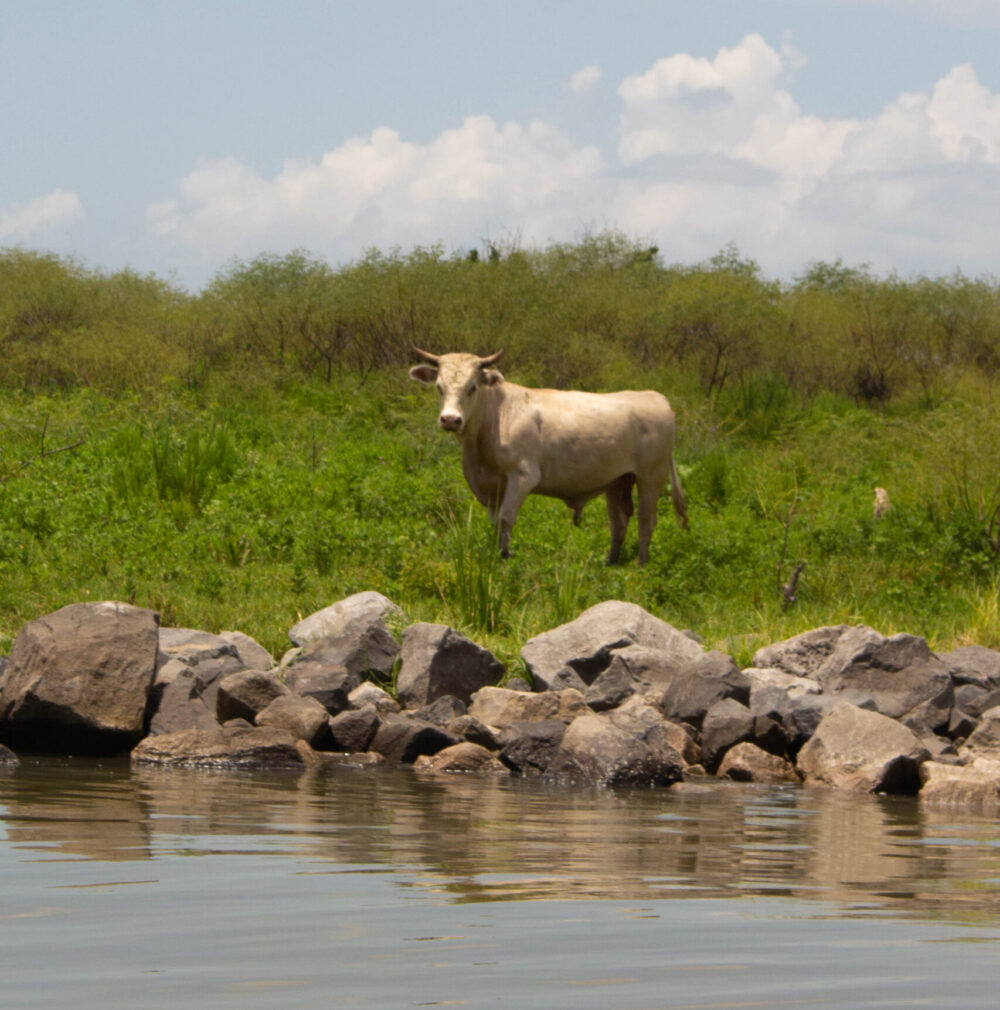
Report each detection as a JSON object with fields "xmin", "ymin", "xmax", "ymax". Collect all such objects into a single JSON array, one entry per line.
[
  {"xmin": 635, "ymin": 472, "xmax": 666, "ymax": 566},
  {"xmin": 605, "ymin": 474, "xmax": 635, "ymax": 564}
]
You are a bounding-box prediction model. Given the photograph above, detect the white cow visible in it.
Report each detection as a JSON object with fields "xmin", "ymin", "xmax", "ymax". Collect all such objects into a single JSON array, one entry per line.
[{"xmin": 409, "ymin": 349, "xmax": 688, "ymax": 564}]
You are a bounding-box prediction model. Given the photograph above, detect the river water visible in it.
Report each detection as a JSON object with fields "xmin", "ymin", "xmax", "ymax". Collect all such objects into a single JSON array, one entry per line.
[{"xmin": 2, "ymin": 757, "xmax": 998, "ymax": 1009}]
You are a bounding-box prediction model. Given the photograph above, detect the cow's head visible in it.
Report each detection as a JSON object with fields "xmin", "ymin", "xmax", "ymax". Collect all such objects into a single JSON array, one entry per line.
[{"xmin": 409, "ymin": 348, "xmax": 504, "ymax": 434}]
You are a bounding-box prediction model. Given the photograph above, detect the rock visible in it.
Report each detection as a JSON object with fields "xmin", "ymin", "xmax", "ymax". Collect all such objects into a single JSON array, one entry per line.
[
  {"xmin": 413, "ymin": 742, "xmax": 509, "ymax": 775},
  {"xmin": 796, "ymin": 704, "xmax": 930, "ymax": 793},
  {"xmin": 288, "ymin": 591, "xmax": 404, "ymax": 648},
  {"xmin": 584, "ymin": 656, "xmax": 638, "ymax": 711},
  {"xmin": 215, "ymin": 670, "xmax": 288, "ymax": 723},
  {"xmin": 396, "ymin": 624, "xmax": 504, "ymax": 709},
  {"xmin": 499, "ymin": 720, "xmax": 567, "ymax": 776},
  {"xmin": 147, "ymin": 671, "xmax": 220, "ymax": 735},
  {"xmin": 700, "ymin": 698, "xmax": 755, "ymax": 772},
  {"xmin": 1, "ymin": 601, "xmax": 159, "ymax": 755},
  {"xmin": 717, "ymin": 742, "xmax": 801, "ymax": 784},
  {"xmin": 348, "ymin": 681, "xmax": 400, "ymax": 716},
  {"xmin": 745, "ymin": 667, "xmax": 822, "ymax": 701},
  {"xmin": 467, "ymin": 686, "xmax": 589, "ymax": 729},
  {"xmin": 283, "ymin": 664, "xmax": 360, "ymax": 716},
  {"xmin": 415, "ymin": 694, "xmax": 467, "ymax": 725},
  {"xmin": 544, "ymin": 713, "xmax": 684, "ymax": 787},
  {"xmin": 752, "ymin": 626, "xmax": 849, "ymax": 678},
  {"xmin": 937, "ymin": 645, "xmax": 1000, "ymax": 690},
  {"xmin": 0, "ymin": 742, "xmax": 19, "ymax": 766},
  {"xmin": 130, "ymin": 724, "xmax": 305, "ymax": 769},
  {"xmin": 920, "ymin": 758, "xmax": 1000, "ymax": 812},
  {"xmin": 328, "ymin": 705, "xmax": 380, "ymax": 753},
  {"xmin": 255, "ymin": 694, "xmax": 332, "ymax": 749},
  {"xmin": 961, "ymin": 705, "xmax": 1000, "ymax": 759},
  {"xmin": 447, "ymin": 714, "xmax": 501, "ymax": 751},
  {"xmin": 957, "ymin": 685, "xmax": 1000, "ymax": 719},
  {"xmin": 521, "ymin": 601, "xmax": 703, "ymax": 692},
  {"xmin": 157, "ymin": 626, "xmax": 241, "ymax": 669},
  {"xmin": 219, "ymin": 631, "xmax": 275, "ymax": 671},
  {"xmin": 815, "ymin": 627, "xmax": 954, "ymax": 733},
  {"xmin": 661, "ymin": 651, "xmax": 750, "ymax": 729},
  {"xmin": 369, "ymin": 714, "xmax": 460, "ymax": 763},
  {"xmin": 286, "ymin": 618, "xmax": 399, "ymax": 687}
]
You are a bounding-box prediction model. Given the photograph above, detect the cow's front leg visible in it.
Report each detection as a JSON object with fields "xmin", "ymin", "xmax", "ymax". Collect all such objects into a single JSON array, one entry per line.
[{"xmin": 497, "ymin": 466, "xmax": 539, "ymax": 558}]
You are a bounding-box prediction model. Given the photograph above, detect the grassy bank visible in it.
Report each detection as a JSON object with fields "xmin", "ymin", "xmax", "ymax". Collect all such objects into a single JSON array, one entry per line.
[{"xmin": 1, "ymin": 237, "xmax": 998, "ymax": 666}]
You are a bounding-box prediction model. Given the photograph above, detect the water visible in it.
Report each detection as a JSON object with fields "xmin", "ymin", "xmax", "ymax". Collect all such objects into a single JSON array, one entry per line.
[{"xmin": 2, "ymin": 757, "xmax": 999, "ymax": 1009}]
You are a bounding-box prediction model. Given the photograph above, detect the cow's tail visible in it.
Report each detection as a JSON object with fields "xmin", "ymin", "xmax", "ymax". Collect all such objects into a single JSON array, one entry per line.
[{"xmin": 669, "ymin": 457, "xmax": 689, "ymax": 530}]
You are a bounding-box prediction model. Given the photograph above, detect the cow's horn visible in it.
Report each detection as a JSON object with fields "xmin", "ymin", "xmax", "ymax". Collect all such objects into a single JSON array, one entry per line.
[
  {"xmin": 412, "ymin": 346, "xmax": 441, "ymax": 364},
  {"xmin": 478, "ymin": 349, "xmax": 504, "ymax": 367}
]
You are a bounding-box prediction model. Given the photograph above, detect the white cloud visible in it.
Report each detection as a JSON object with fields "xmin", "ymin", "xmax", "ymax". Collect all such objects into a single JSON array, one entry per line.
[
  {"xmin": 0, "ymin": 189, "xmax": 83, "ymax": 242},
  {"xmin": 149, "ymin": 34, "xmax": 1000, "ymax": 280},
  {"xmin": 568, "ymin": 64, "xmax": 601, "ymax": 94}
]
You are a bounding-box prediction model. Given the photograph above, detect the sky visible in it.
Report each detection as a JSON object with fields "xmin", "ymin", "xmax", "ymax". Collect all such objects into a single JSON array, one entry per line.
[{"xmin": 3, "ymin": 0, "xmax": 1000, "ymax": 291}]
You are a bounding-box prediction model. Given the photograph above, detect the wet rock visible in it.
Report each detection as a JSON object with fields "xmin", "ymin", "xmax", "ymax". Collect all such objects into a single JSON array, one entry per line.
[
  {"xmin": 396, "ymin": 624, "xmax": 503, "ymax": 709},
  {"xmin": 1, "ymin": 601, "xmax": 159, "ymax": 755},
  {"xmin": 920, "ymin": 758, "xmax": 1000, "ymax": 812},
  {"xmin": 414, "ymin": 742, "xmax": 509, "ymax": 775},
  {"xmin": 796, "ymin": 704, "xmax": 930, "ymax": 794},
  {"xmin": 255, "ymin": 694, "xmax": 333, "ymax": 749},
  {"xmin": 288, "ymin": 591, "xmax": 404, "ymax": 648},
  {"xmin": 521, "ymin": 601, "xmax": 703, "ymax": 692},
  {"xmin": 327, "ymin": 705, "xmax": 380, "ymax": 753},
  {"xmin": 369, "ymin": 714, "xmax": 460, "ymax": 764},
  {"xmin": 130, "ymin": 724, "xmax": 305, "ymax": 769},
  {"xmin": 499, "ymin": 720, "xmax": 567, "ymax": 776},
  {"xmin": 661, "ymin": 651, "xmax": 750, "ymax": 729},
  {"xmin": 717, "ymin": 742, "xmax": 801, "ymax": 784},
  {"xmin": 815, "ymin": 627, "xmax": 953, "ymax": 734},
  {"xmin": 215, "ymin": 670, "xmax": 288, "ymax": 723},
  {"xmin": 543, "ymin": 713, "xmax": 684, "ymax": 788},
  {"xmin": 752, "ymin": 626, "xmax": 849, "ymax": 678},
  {"xmin": 467, "ymin": 686, "xmax": 588, "ymax": 729},
  {"xmin": 0, "ymin": 742, "xmax": 19, "ymax": 766}
]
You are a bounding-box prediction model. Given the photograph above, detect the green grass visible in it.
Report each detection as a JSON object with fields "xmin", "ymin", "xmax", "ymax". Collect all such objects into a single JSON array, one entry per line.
[{"xmin": 1, "ymin": 370, "xmax": 998, "ymax": 664}]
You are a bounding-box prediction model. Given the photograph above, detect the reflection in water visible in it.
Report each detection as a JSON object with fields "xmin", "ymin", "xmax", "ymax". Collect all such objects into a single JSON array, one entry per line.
[{"xmin": 3, "ymin": 757, "xmax": 1000, "ymax": 924}]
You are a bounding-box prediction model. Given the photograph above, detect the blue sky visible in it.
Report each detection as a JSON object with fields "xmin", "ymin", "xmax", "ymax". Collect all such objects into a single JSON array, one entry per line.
[{"xmin": 3, "ymin": 0, "xmax": 1000, "ymax": 289}]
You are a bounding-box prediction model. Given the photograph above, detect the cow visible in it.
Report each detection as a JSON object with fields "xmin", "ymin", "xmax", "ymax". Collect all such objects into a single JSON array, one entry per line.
[{"xmin": 408, "ymin": 348, "xmax": 688, "ymax": 565}]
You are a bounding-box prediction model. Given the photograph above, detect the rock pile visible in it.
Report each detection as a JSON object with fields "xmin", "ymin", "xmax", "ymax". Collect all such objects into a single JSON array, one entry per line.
[{"xmin": 2, "ymin": 593, "xmax": 1000, "ymax": 810}]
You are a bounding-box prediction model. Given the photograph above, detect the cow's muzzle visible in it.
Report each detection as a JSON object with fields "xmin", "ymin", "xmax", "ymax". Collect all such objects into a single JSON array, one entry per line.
[{"xmin": 439, "ymin": 413, "xmax": 463, "ymax": 432}]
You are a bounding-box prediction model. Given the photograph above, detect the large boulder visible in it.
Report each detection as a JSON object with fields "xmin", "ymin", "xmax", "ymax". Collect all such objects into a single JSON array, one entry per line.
[
  {"xmin": 700, "ymin": 698, "xmax": 755, "ymax": 772},
  {"xmin": 467, "ymin": 686, "xmax": 588, "ymax": 729},
  {"xmin": 255, "ymin": 694, "xmax": 332, "ymax": 749},
  {"xmin": 796, "ymin": 704, "xmax": 930, "ymax": 793},
  {"xmin": 751, "ymin": 626, "xmax": 849, "ymax": 678},
  {"xmin": 717, "ymin": 742, "xmax": 801, "ymax": 784},
  {"xmin": 395, "ymin": 624, "xmax": 504, "ymax": 709},
  {"xmin": 521, "ymin": 601, "xmax": 703, "ymax": 692},
  {"xmin": 1, "ymin": 602, "xmax": 159, "ymax": 755},
  {"xmin": 284, "ymin": 662, "xmax": 360, "ymax": 716},
  {"xmin": 938, "ymin": 645, "xmax": 1000, "ymax": 690},
  {"xmin": 219, "ymin": 631, "xmax": 275, "ymax": 671},
  {"xmin": 920, "ymin": 758, "xmax": 1000, "ymax": 812},
  {"xmin": 215, "ymin": 670, "xmax": 288, "ymax": 723},
  {"xmin": 147, "ymin": 669, "xmax": 222, "ymax": 735},
  {"xmin": 544, "ymin": 713, "xmax": 684, "ymax": 787},
  {"xmin": 130, "ymin": 724, "xmax": 305, "ymax": 769},
  {"xmin": 961, "ymin": 706, "xmax": 1000, "ymax": 759},
  {"xmin": 369, "ymin": 714, "xmax": 460, "ymax": 763},
  {"xmin": 288, "ymin": 591, "xmax": 404, "ymax": 647},
  {"xmin": 814, "ymin": 627, "xmax": 953, "ymax": 733},
  {"xmin": 328, "ymin": 705, "xmax": 381, "ymax": 753},
  {"xmin": 414, "ymin": 742, "xmax": 509, "ymax": 775},
  {"xmin": 499, "ymin": 720, "xmax": 567, "ymax": 776}
]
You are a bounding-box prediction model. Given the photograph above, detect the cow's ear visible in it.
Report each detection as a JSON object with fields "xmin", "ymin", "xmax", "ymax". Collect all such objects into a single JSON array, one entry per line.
[
  {"xmin": 409, "ymin": 364, "xmax": 438, "ymax": 384},
  {"xmin": 482, "ymin": 368, "xmax": 504, "ymax": 386}
]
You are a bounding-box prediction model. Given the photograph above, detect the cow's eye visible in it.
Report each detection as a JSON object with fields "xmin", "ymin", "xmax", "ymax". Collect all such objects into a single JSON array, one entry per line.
[{"xmin": 467, "ymin": 383, "xmax": 477, "ymax": 395}]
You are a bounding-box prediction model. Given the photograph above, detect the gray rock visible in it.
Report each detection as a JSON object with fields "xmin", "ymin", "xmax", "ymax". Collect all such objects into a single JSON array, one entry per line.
[
  {"xmin": 328, "ymin": 705, "xmax": 380, "ymax": 753},
  {"xmin": 1, "ymin": 601, "xmax": 159, "ymax": 755},
  {"xmin": 717, "ymin": 742, "xmax": 800, "ymax": 784},
  {"xmin": 584, "ymin": 656, "xmax": 638, "ymax": 711},
  {"xmin": 447, "ymin": 714, "xmax": 501, "ymax": 751},
  {"xmin": 920, "ymin": 758, "xmax": 1000, "ymax": 812},
  {"xmin": 414, "ymin": 742, "xmax": 509, "ymax": 775},
  {"xmin": 815, "ymin": 627, "xmax": 953, "ymax": 733},
  {"xmin": 130, "ymin": 724, "xmax": 305, "ymax": 769},
  {"xmin": 219, "ymin": 630, "xmax": 275, "ymax": 671},
  {"xmin": 255, "ymin": 694, "xmax": 333, "ymax": 749},
  {"xmin": 157, "ymin": 627, "xmax": 241, "ymax": 670},
  {"xmin": 700, "ymin": 698, "xmax": 755, "ymax": 772},
  {"xmin": 661, "ymin": 651, "xmax": 750, "ymax": 729},
  {"xmin": 544, "ymin": 713, "xmax": 684, "ymax": 787},
  {"xmin": 283, "ymin": 664, "xmax": 360, "ymax": 715},
  {"xmin": 369, "ymin": 714, "xmax": 460, "ymax": 763},
  {"xmin": 396, "ymin": 624, "xmax": 503, "ymax": 709},
  {"xmin": 216, "ymin": 670, "xmax": 288, "ymax": 723},
  {"xmin": 499, "ymin": 720, "xmax": 567, "ymax": 776},
  {"xmin": 147, "ymin": 671, "xmax": 220, "ymax": 735},
  {"xmin": 745, "ymin": 667, "xmax": 822, "ymax": 702},
  {"xmin": 937, "ymin": 645, "xmax": 1000, "ymax": 690},
  {"xmin": 287, "ymin": 617, "xmax": 400, "ymax": 686},
  {"xmin": 521, "ymin": 601, "xmax": 703, "ymax": 692},
  {"xmin": 752, "ymin": 626, "xmax": 849, "ymax": 678},
  {"xmin": 796, "ymin": 704, "xmax": 930, "ymax": 793},
  {"xmin": 348, "ymin": 680, "xmax": 401, "ymax": 716},
  {"xmin": 962, "ymin": 706, "xmax": 1000, "ymax": 759},
  {"xmin": 288, "ymin": 591, "xmax": 404, "ymax": 647},
  {"xmin": 415, "ymin": 694, "xmax": 467, "ymax": 725}
]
